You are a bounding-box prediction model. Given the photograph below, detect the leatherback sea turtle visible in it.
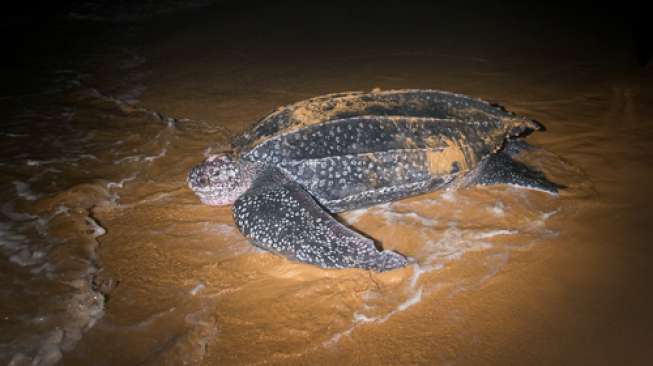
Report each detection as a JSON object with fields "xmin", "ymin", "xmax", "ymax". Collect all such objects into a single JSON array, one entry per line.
[{"xmin": 187, "ymin": 89, "xmax": 559, "ymax": 272}]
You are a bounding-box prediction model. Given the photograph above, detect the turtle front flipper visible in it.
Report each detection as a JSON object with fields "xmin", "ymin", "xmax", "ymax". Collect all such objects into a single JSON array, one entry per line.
[
  {"xmin": 469, "ymin": 151, "xmax": 563, "ymax": 194},
  {"xmin": 232, "ymin": 167, "xmax": 407, "ymax": 272}
]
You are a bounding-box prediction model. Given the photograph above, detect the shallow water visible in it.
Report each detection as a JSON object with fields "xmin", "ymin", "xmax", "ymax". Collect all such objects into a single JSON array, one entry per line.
[{"xmin": 2, "ymin": 3, "xmax": 653, "ymax": 365}]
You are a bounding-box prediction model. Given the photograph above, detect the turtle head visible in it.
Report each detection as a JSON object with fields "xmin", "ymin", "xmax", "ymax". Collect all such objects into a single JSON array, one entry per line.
[{"xmin": 187, "ymin": 153, "xmax": 251, "ymax": 206}]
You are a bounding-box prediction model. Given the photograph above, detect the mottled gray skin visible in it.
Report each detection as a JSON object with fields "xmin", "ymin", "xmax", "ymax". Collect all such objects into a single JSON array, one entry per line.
[{"xmin": 188, "ymin": 89, "xmax": 557, "ymax": 272}]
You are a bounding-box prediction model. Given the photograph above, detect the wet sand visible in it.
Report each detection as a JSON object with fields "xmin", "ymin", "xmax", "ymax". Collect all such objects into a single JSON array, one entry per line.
[{"xmin": 2, "ymin": 2, "xmax": 653, "ymax": 365}]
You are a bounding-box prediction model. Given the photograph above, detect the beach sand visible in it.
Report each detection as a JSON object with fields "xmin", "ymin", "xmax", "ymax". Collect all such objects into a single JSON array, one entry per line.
[{"xmin": 2, "ymin": 2, "xmax": 652, "ymax": 365}]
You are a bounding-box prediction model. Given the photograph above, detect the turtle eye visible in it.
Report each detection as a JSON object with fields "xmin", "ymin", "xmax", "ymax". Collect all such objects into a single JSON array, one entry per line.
[{"xmin": 199, "ymin": 176, "xmax": 210, "ymax": 186}]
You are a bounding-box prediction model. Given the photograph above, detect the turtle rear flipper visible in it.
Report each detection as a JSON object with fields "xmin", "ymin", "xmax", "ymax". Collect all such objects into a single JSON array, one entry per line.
[
  {"xmin": 232, "ymin": 167, "xmax": 407, "ymax": 272},
  {"xmin": 470, "ymin": 152, "xmax": 563, "ymax": 194}
]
